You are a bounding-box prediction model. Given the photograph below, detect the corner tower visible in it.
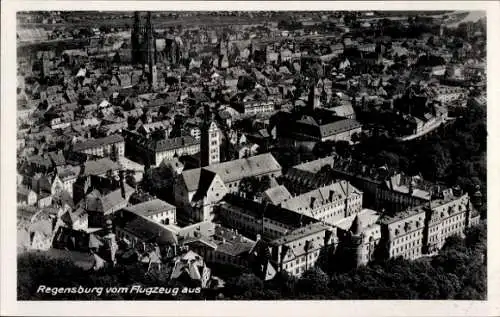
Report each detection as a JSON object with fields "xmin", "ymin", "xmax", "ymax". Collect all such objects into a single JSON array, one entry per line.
[{"xmin": 349, "ymin": 215, "xmax": 365, "ymax": 267}]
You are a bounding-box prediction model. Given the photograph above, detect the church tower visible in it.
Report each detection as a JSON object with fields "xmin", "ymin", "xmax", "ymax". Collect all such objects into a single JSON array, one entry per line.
[
  {"xmin": 145, "ymin": 12, "xmax": 157, "ymax": 90},
  {"xmin": 131, "ymin": 11, "xmax": 156, "ymax": 79},
  {"xmin": 200, "ymin": 106, "xmax": 221, "ymax": 167},
  {"xmin": 131, "ymin": 11, "xmax": 145, "ymax": 65}
]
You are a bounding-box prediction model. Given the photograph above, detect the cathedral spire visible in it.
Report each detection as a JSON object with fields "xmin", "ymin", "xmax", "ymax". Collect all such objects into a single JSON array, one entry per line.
[
  {"xmin": 145, "ymin": 12, "xmax": 157, "ymax": 90},
  {"xmin": 131, "ymin": 11, "xmax": 143, "ymax": 65}
]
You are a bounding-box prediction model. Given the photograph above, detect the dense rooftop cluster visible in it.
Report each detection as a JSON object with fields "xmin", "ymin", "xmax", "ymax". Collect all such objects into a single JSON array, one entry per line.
[{"xmin": 16, "ymin": 10, "xmax": 485, "ymax": 300}]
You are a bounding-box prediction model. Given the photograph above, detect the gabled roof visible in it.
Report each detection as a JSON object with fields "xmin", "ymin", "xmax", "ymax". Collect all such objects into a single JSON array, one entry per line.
[
  {"xmin": 100, "ymin": 185, "xmax": 135, "ymax": 213},
  {"xmin": 124, "ymin": 199, "xmax": 176, "ymax": 218},
  {"xmin": 191, "ymin": 169, "xmax": 219, "ymax": 203},
  {"xmin": 280, "ymin": 181, "xmax": 362, "ymax": 216},
  {"xmin": 181, "ymin": 153, "xmax": 282, "ymax": 193},
  {"xmin": 86, "ymin": 184, "xmax": 135, "ymax": 214},
  {"xmin": 48, "ymin": 151, "xmax": 66, "ymax": 166}
]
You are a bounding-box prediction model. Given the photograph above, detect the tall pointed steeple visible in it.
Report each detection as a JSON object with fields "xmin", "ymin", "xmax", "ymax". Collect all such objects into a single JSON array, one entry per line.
[
  {"xmin": 131, "ymin": 11, "xmax": 145, "ymax": 65},
  {"xmin": 145, "ymin": 12, "xmax": 157, "ymax": 90},
  {"xmin": 146, "ymin": 12, "xmax": 155, "ymax": 67}
]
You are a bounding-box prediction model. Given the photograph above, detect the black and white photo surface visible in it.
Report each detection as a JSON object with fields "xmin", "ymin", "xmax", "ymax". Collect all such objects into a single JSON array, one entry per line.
[{"xmin": 2, "ymin": 2, "xmax": 497, "ymax": 314}]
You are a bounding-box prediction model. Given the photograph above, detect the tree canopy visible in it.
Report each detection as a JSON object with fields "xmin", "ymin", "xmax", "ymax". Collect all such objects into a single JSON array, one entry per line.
[
  {"xmin": 352, "ymin": 100, "xmax": 486, "ymax": 216},
  {"xmin": 239, "ymin": 175, "xmax": 271, "ymax": 200}
]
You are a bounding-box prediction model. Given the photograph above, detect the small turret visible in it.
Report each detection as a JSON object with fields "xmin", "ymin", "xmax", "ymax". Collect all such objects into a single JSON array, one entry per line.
[
  {"xmin": 409, "ymin": 177, "xmax": 416, "ymax": 196},
  {"xmin": 472, "ymin": 185, "xmax": 483, "ymax": 207},
  {"xmin": 103, "ymin": 219, "xmax": 118, "ymax": 264}
]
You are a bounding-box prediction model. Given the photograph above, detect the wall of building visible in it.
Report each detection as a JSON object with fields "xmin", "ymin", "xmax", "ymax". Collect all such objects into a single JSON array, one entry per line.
[
  {"xmin": 218, "ymin": 203, "xmax": 291, "ymax": 241},
  {"xmin": 79, "ymin": 141, "xmax": 125, "ymax": 158},
  {"xmin": 148, "ymin": 208, "xmax": 177, "ymax": 225},
  {"xmin": 154, "ymin": 144, "xmax": 200, "ymax": 166},
  {"xmin": 385, "ymin": 210, "xmax": 426, "ymax": 260},
  {"xmin": 271, "ymin": 229, "xmax": 334, "ymax": 277},
  {"xmin": 424, "ymin": 194, "xmax": 470, "ymax": 253},
  {"xmin": 321, "ymin": 126, "xmax": 362, "ymax": 142}
]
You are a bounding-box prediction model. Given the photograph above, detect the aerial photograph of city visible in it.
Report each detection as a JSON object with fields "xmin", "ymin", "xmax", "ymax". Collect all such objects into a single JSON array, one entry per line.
[{"xmin": 14, "ymin": 10, "xmax": 487, "ymax": 301}]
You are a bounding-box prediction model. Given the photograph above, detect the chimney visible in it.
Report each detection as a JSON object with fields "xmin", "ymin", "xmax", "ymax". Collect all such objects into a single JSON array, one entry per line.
[{"xmin": 310, "ymin": 197, "xmax": 316, "ymax": 209}]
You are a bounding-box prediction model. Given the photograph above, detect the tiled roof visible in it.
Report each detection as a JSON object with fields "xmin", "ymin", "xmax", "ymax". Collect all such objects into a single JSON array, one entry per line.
[
  {"xmin": 221, "ymin": 195, "xmax": 318, "ymax": 229},
  {"xmin": 191, "ymin": 169, "xmax": 219, "ymax": 203},
  {"xmin": 280, "ymin": 181, "xmax": 362, "ymax": 217},
  {"xmin": 263, "ymin": 185, "xmax": 292, "ymax": 205},
  {"xmin": 319, "ymin": 118, "xmax": 361, "ymax": 138},
  {"xmin": 86, "ymin": 184, "xmax": 135, "ymax": 214},
  {"xmin": 334, "ymin": 208, "xmax": 380, "ymax": 231},
  {"xmin": 73, "ymin": 134, "xmax": 124, "ymax": 152},
  {"xmin": 293, "ymin": 156, "xmax": 335, "ymax": 174},
  {"xmin": 117, "ymin": 209, "xmax": 177, "ymax": 245},
  {"xmin": 330, "ymin": 104, "xmax": 354, "ymax": 118},
  {"xmin": 102, "ymin": 185, "xmax": 134, "ymax": 213},
  {"xmin": 83, "ymin": 158, "xmax": 120, "ymax": 176},
  {"xmin": 283, "ymin": 167, "xmax": 337, "ymax": 190},
  {"xmin": 270, "ymin": 222, "xmax": 331, "ymax": 246},
  {"xmin": 139, "ymin": 120, "xmax": 171, "ymax": 134},
  {"xmin": 181, "ymin": 153, "xmax": 282, "ymax": 193},
  {"xmin": 379, "ymin": 206, "xmax": 427, "ymax": 225},
  {"xmin": 124, "ymin": 199, "xmax": 176, "ymax": 217},
  {"xmin": 56, "ymin": 165, "xmax": 81, "ymax": 180},
  {"xmin": 214, "ymin": 236, "xmax": 254, "ymax": 256},
  {"xmin": 48, "ymin": 151, "xmax": 66, "ymax": 166},
  {"xmin": 385, "ymin": 173, "xmax": 432, "ymax": 200}
]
